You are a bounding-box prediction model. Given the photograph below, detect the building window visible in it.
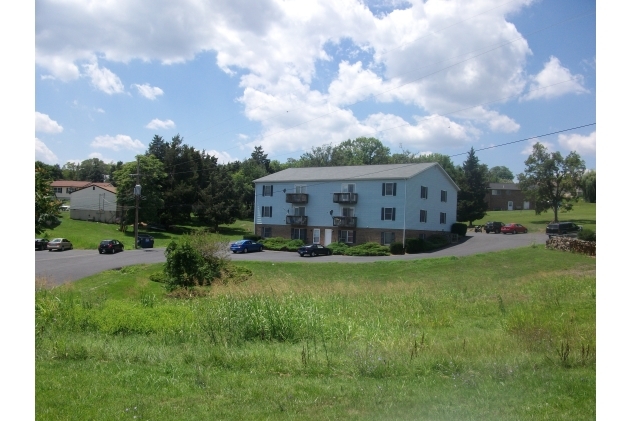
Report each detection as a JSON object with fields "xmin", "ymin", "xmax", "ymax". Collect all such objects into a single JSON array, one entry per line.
[
  {"xmin": 295, "ymin": 185, "xmax": 307, "ymax": 194},
  {"xmin": 53, "ymin": 187, "xmax": 62, "ymax": 194},
  {"xmin": 381, "ymin": 207, "xmax": 396, "ymax": 221},
  {"xmin": 342, "ymin": 207, "xmax": 354, "ymax": 217},
  {"xmin": 293, "ymin": 206, "xmax": 306, "ymax": 216},
  {"xmin": 382, "ymin": 182, "xmax": 397, "ymax": 196},
  {"xmin": 420, "ymin": 209, "xmax": 427, "ymax": 223},
  {"xmin": 262, "ymin": 227, "xmax": 272, "ymax": 238},
  {"xmin": 262, "ymin": 206, "xmax": 272, "ymax": 217},
  {"xmin": 342, "ymin": 183, "xmax": 355, "ymax": 193},
  {"xmin": 262, "ymin": 185, "xmax": 273, "ymax": 196},
  {"xmin": 440, "ymin": 212, "xmax": 447, "ymax": 224},
  {"xmin": 291, "ymin": 228, "xmax": 307, "ymax": 241},
  {"xmin": 339, "ymin": 230, "xmax": 354, "ymax": 243},
  {"xmin": 313, "ymin": 229, "xmax": 320, "ymax": 244},
  {"xmin": 420, "ymin": 186, "xmax": 428, "ymax": 199},
  {"xmin": 506, "ymin": 190, "xmax": 511, "ymax": 195},
  {"xmin": 491, "ymin": 189, "xmax": 500, "ymax": 195},
  {"xmin": 381, "ymin": 232, "xmax": 395, "ymax": 245},
  {"xmin": 441, "ymin": 190, "xmax": 447, "ymax": 202}
]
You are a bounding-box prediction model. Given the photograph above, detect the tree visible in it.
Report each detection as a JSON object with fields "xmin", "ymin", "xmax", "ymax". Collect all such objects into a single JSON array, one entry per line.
[
  {"xmin": 35, "ymin": 163, "xmax": 62, "ymax": 234},
  {"xmin": 113, "ymin": 155, "xmax": 167, "ymax": 227},
  {"xmin": 456, "ymin": 148, "xmax": 488, "ymax": 226},
  {"xmin": 331, "ymin": 137, "xmax": 391, "ymax": 166},
  {"xmin": 78, "ymin": 158, "xmax": 109, "ymax": 182},
  {"xmin": 35, "ymin": 161, "xmax": 63, "ymax": 180},
  {"xmin": 487, "ymin": 166, "xmax": 514, "ymax": 183},
  {"xmin": 581, "ymin": 170, "xmax": 596, "ymax": 203},
  {"xmin": 517, "ymin": 143, "xmax": 586, "ymax": 222}
]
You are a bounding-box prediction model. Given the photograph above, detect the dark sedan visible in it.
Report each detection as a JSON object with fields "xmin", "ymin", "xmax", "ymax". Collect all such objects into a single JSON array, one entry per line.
[
  {"xmin": 35, "ymin": 238, "xmax": 49, "ymax": 250},
  {"xmin": 298, "ymin": 244, "xmax": 332, "ymax": 257},
  {"xmin": 230, "ymin": 240, "xmax": 264, "ymax": 253},
  {"xmin": 98, "ymin": 239, "xmax": 124, "ymax": 254}
]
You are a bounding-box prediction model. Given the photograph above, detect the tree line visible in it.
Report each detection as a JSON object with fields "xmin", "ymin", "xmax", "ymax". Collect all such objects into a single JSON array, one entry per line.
[{"xmin": 36, "ymin": 135, "xmax": 594, "ymax": 231}]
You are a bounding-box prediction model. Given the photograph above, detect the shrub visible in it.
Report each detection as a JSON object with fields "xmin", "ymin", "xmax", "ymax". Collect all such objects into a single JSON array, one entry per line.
[
  {"xmin": 259, "ymin": 237, "xmax": 305, "ymax": 251},
  {"xmin": 344, "ymin": 242, "xmax": 390, "ymax": 256},
  {"xmin": 327, "ymin": 242, "xmax": 350, "ymax": 255},
  {"xmin": 405, "ymin": 238, "xmax": 424, "ymax": 254},
  {"xmin": 286, "ymin": 239, "xmax": 305, "ymax": 251},
  {"xmin": 578, "ymin": 229, "xmax": 596, "ymax": 242},
  {"xmin": 451, "ymin": 223, "xmax": 467, "ymax": 236},
  {"xmin": 389, "ymin": 241, "xmax": 405, "ymax": 255},
  {"xmin": 163, "ymin": 233, "xmax": 229, "ymax": 291}
]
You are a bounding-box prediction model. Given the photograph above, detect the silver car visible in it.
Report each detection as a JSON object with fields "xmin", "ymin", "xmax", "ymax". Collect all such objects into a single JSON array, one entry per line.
[{"xmin": 47, "ymin": 238, "xmax": 73, "ymax": 252}]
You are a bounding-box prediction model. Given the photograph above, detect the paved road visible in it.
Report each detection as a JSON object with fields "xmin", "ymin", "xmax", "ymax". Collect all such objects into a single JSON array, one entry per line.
[{"xmin": 36, "ymin": 231, "xmax": 548, "ymax": 286}]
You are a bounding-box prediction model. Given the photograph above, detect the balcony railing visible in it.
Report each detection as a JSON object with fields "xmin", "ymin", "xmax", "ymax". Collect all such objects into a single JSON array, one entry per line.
[
  {"xmin": 332, "ymin": 192, "xmax": 358, "ymax": 204},
  {"xmin": 332, "ymin": 216, "xmax": 357, "ymax": 228},
  {"xmin": 286, "ymin": 215, "xmax": 308, "ymax": 225},
  {"xmin": 286, "ymin": 193, "xmax": 308, "ymax": 204}
]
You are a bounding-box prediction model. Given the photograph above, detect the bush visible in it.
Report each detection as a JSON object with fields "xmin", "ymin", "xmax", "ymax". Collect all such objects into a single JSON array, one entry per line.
[
  {"xmin": 405, "ymin": 238, "xmax": 424, "ymax": 254},
  {"xmin": 389, "ymin": 242, "xmax": 405, "ymax": 255},
  {"xmin": 163, "ymin": 233, "xmax": 229, "ymax": 291},
  {"xmin": 451, "ymin": 223, "xmax": 467, "ymax": 236},
  {"xmin": 344, "ymin": 242, "xmax": 390, "ymax": 256},
  {"xmin": 286, "ymin": 239, "xmax": 305, "ymax": 251},
  {"xmin": 578, "ymin": 229, "xmax": 596, "ymax": 242},
  {"xmin": 260, "ymin": 237, "xmax": 290, "ymax": 251},
  {"xmin": 327, "ymin": 242, "xmax": 350, "ymax": 255}
]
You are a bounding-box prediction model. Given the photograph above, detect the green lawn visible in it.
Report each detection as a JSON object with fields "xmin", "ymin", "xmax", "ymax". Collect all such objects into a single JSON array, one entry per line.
[
  {"xmin": 38, "ymin": 212, "xmax": 255, "ymax": 249},
  {"xmin": 36, "ymin": 245, "xmax": 596, "ymax": 420},
  {"xmin": 469, "ymin": 200, "xmax": 596, "ymax": 233}
]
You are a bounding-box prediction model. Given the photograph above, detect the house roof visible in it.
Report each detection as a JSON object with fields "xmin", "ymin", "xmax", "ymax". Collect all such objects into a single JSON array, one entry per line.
[
  {"xmin": 51, "ymin": 180, "xmax": 114, "ymax": 189},
  {"xmin": 488, "ymin": 182, "xmax": 520, "ymax": 191},
  {"xmin": 71, "ymin": 183, "xmax": 117, "ymax": 194},
  {"xmin": 254, "ymin": 163, "xmax": 459, "ymax": 189}
]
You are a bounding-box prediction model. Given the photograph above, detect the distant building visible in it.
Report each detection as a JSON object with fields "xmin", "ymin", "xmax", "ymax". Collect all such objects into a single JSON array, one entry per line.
[
  {"xmin": 485, "ymin": 183, "xmax": 529, "ymax": 211},
  {"xmin": 253, "ymin": 163, "xmax": 459, "ymax": 246},
  {"xmin": 50, "ymin": 180, "xmax": 114, "ymax": 202},
  {"xmin": 69, "ymin": 183, "xmax": 119, "ymax": 223}
]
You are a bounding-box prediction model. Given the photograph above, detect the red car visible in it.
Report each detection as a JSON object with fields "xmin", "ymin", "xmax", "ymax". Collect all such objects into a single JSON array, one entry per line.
[{"xmin": 501, "ymin": 223, "xmax": 528, "ymax": 234}]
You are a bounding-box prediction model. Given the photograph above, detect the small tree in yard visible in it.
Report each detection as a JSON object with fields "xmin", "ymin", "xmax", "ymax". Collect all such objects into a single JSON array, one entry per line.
[
  {"xmin": 163, "ymin": 233, "xmax": 229, "ymax": 291},
  {"xmin": 456, "ymin": 147, "xmax": 488, "ymax": 226},
  {"xmin": 35, "ymin": 163, "xmax": 62, "ymax": 234},
  {"xmin": 517, "ymin": 142, "xmax": 586, "ymax": 222}
]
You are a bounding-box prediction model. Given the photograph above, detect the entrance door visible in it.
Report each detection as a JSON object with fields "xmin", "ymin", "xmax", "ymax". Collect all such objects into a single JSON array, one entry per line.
[
  {"xmin": 324, "ymin": 229, "xmax": 332, "ymax": 246},
  {"xmin": 523, "ymin": 201, "xmax": 530, "ymax": 210},
  {"xmin": 507, "ymin": 201, "xmax": 513, "ymax": 211}
]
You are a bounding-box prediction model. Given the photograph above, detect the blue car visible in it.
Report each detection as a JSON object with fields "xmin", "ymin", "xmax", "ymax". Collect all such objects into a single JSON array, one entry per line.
[{"xmin": 230, "ymin": 239, "xmax": 264, "ymax": 254}]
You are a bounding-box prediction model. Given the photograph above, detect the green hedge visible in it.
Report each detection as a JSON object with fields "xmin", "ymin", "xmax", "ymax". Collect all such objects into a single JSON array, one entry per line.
[
  {"xmin": 389, "ymin": 242, "xmax": 405, "ymax": 255},
  {"xmin": 451, "ymin": 223, "xmax": 467, "ymax": 236},
  {"xmin": 405, "ymin": 238, "xmax": 424, "ymax": 254}
]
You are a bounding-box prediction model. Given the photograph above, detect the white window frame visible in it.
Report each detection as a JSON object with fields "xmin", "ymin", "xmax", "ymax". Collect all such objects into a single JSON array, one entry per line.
[
  {"xmin": 339, "ymin": 230, "xmax": 354, "ymax": 243},
  {"xmin": 313, "ymin": 229, "xmax": 321, "ymax": 244},
  {"xmin": 293, "ymin": 206, "xmax": 306, "ymax": 216},
  {"xmin": 295, "ymin": 185, "xmax": 307, "ymax": 194},
  {"xmin": 381, "ymin": 232, "xmax": 395, "ymax": 245},
  {"xmin": 263, "ymin": 185, "xmax": 273, "ymax": 196},
  {"xmin": 262, "ymin": 206, "xmax": 272, "ymax": 217},
  {"xmin": 384, "ymin": 182, "xmax": 395, "ymax": 196},
  {"xmin": 383, "ymin": 207, "xmax": 395, "ymax": 221},
  {"xmin": 342, "ymin": 207, "xmax": 354, "ymax": 217},
  {"xmin": 341, "ymin": 183, "xmax": 355, "ymax": 193}
]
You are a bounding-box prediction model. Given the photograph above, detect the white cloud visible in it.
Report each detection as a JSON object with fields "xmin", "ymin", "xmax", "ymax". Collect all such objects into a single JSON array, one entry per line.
[
  {"xmin": 558, "ymin": 131, "xmax": 596, "ymax": 155},
  {"xmin": 35, "ymin": 112, "xmax": 63, "ymax": 133},
  {"xmin": 145, "ymin": 119, "xmax": 176, "ymax": 130},
  {"xmin": 206, "ymin": 150, "xmax": 237, "ymax": 164},
  {"xmin": 82, "ymin": 62, "xmax": 125, "ymax": 94},
  {"xmin": 133, "ymin": 83, "xmax": 164, "ymax": 100},
  {"xmin": 87, "ymin": 152, "xmax": 116, "ymax": 163},
  {"xmin": 522, "ymin": 56, "xmax": 589, "ymax": 101},
  {"xmin": 90, "ymin": 134, "xmax": 145, "ymax": 151},
  {"xmin": 35, "ymin": 138, "xmax": 58, "ymax": 163},
  {"xmin": 520, "ymin": 139, "xmax": 554, "ymax": 155}
]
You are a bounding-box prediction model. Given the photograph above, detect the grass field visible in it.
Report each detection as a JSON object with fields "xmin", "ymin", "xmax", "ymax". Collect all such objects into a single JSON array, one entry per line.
[{"xmin": 36, "ymin": 245, "xmax": 596, "ymax": 420}]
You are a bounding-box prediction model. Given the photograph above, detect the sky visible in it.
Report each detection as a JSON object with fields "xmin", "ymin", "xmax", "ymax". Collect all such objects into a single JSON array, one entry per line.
[{"xmin": 34, "ymin": 0, "xmax": 596, "ymax": 178}]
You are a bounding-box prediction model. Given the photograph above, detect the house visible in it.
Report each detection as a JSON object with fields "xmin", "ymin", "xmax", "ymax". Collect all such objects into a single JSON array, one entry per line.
[
  {"xmin": 50, "ymin": 180, "xmax": 114, "ymax": 202},
  {"xmin": 253, "ymin": 163, "xmax": 459, "ymax": 246},
  {"xmin": 485, "ymin": 182, "xmax": 530, "ymax": 211},
  {"xmin": 69, "ymin": 183, "xmax": 119, "ymax": 223}
]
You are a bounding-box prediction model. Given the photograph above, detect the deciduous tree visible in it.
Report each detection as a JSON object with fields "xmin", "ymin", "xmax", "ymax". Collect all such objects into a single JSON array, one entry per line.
[
  {"xmin": 517, "ymin": 143, "xmax": 586, "ymax": 222},
  {"xmin": 35, "ymin": 163, "xmax": 62, "ymax": 234}
]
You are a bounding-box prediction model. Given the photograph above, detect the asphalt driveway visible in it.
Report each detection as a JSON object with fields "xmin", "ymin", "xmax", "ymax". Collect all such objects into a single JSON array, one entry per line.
[{"xmin": 36, "ymin": 231, "xmax": 548, "ymax": 285}]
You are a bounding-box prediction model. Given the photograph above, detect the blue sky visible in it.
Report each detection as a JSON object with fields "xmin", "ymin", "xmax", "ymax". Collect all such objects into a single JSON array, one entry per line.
[{"xmin": 35, "ymin": 0, "xmax": 596, "ymax": 177}]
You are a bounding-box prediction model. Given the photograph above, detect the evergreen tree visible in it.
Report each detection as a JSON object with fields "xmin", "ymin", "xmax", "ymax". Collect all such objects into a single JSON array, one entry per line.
[{"xmin": 456, "ymin": 148, "xmax": 488, "ymax": 226}]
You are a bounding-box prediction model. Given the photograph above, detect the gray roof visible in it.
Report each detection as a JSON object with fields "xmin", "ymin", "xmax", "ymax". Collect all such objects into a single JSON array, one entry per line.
[
  {"xmin": 254, "ymin": 163, "xmax": 459, "ymax": 189},
  {"xmin": 488, "ymin": 182, "xmax": 520, "ymax": 190}
]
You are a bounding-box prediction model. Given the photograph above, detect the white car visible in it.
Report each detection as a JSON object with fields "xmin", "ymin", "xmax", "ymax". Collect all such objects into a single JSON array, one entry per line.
[{"xmin": 47, "ymin": 238, "xmax": 73, "ymax": 252}]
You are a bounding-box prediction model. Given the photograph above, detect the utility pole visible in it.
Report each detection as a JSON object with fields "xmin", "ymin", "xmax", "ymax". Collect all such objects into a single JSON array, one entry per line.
[{"xmin": 134, "ymin": 157, "xmax": 141, "ymax": 249}]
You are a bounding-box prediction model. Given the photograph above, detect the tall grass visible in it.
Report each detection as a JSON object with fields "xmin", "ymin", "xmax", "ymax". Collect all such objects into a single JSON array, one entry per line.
[{"xmin": 36, "ymin": 247, "xmax": 595, "ymax": 420}]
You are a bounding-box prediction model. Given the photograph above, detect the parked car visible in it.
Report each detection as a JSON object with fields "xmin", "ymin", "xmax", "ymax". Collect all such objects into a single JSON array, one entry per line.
[
  {"xmin": 546, "ymin": 222, "xmax": 582, "ymax": 238},
  {"xmin": 98, "ymin": 239, "xmax": 124, "ymax": 254},
  {"xmin": 35, "ymin": 238, "xmax": 49, "ymax": 250},
  {"xmin": 485, "ymin": 221, "xmax": 505, "ymax": 234},
  {"xmin": 230, "ymin": 239, "xmax": 264, "ymax": 253},
  {"xmin": 137, "ymin": 234, "xmax": 154, "ymax": 248},
  {"xmin": 298, "ymin": 244, "xmax": 332, "ymax": 257},
  {"xmin": 47, "ymin": 238, "xmax": 73, "ymax": 252},
  {"xmin": 501, "ymin": 223, "xmax": 528, "ymax": 234}
]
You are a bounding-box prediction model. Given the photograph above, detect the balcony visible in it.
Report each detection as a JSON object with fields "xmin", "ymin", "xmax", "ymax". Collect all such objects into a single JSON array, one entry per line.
[
  {"xmin": 332, "ymin": 216, "xmax": 357, "ymax": 228},
  {"xmin": 333, "ymin": 192, "xmax": 358, "ymax": 204},
  {"xmin": 286, "ymin": 215, "xmax": 308, "ymax": 225},
  {"xmin": 285, "ymin": 193, "xmax": 308, "ymax": 204}
]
